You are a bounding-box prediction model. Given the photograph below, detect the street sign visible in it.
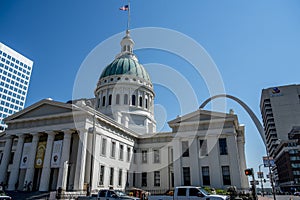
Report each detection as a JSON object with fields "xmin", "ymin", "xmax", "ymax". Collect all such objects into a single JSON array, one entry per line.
[
  {"xmin": 263, "ymin": 156, "xmax": 275, "ymax": 167},
  {"xmin": 257, "ymin": 171, "xmax": 264, "ymax": 179},
  {"xmin": 250, "ymin": 180, "xmax": 259, "ymax": 185}
]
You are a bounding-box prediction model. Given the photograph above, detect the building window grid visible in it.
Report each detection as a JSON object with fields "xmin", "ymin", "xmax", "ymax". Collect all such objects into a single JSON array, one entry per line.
[
  {"xmin": 127, "ymin": 147, "xmax": 131, "ymax": 162},
  {"xmin": 142, "ymin": 150, "xmax": 148, "ymax": 163},
  {"xmin": 118, "ymin": 169, "xmax": 123, "ymax": 186},
  {"xmin": 200, "ymin": 139, "xmax": 208, "ymax": 156},
  {"xmin": 222, "ymin": 166, "xmax": 231, "ymax": 185},
  {"xmin": 119, "ymin": 144, "xmax": 124, "ymax": 160},
  {"xmin": 142, "ymin": 172, "xmax": 147, "ymax": 187},
  {"xmin": 183, "ymin": 167, "xmax": 191, "ymax": 186},
  {"xmin": 154, "ymin": 171, "xmax": 160, "ymax": 187},
  {"xmin": 0, "ymin": 63, "xmax": 31, "ymax": 82},
  {"xmin": 153, "ymin": 149, "xmax": 160, "ymax": 163},
  {"xmin": 111, "ymin": 141, "xmax": 116, "ymax": 158},
  {"xmin": 219, "ymin": 138, "xmax": 228, "ymax": 155},
  {"xmin": 109, "ymin": 167, "xmax": 114, "ymax": 186},
  {"xmin": 101, "ymin": 138, "xmax": 107, "ymax": 156},
  {"xmin": 182, "ymin": 141, "xmax": 189, "ymax": 157},
  {"xmin": 99, "ymin": 165, "xmax": 105, "ymax": 186},
  {"xmin": 202, "ymin": 166, "xmax": 210, "ymax": 185}
]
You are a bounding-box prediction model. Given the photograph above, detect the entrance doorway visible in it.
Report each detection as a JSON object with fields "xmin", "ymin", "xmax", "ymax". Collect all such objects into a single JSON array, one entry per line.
[{"xmin": 33, "ymin": 168, "xmax": 42, "ymax": 191}]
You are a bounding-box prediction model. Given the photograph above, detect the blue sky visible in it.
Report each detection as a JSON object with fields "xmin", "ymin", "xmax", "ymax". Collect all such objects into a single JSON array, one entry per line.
[{"xmin": 1, "ymin": 0, "xmax": 300, "ymax": 187}]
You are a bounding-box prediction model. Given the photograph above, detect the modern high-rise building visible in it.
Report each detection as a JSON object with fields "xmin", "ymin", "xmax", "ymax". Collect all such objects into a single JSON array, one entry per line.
[
  {"xmin": 260, "ymin": 84, "xmax": 300, "ymax": 191},
  {"xmin": 260, "ymin": 84, "xmax": 300, "ymax": 156},
  {"xmin": 0, "ymin": 42, "xmax": 33, "ymax": 132}
]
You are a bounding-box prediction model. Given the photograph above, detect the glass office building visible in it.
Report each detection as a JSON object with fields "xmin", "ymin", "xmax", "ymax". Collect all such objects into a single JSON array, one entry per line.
[{"xmin": 0, "ymin": 42, "xmax": 33, "ymax": 131}]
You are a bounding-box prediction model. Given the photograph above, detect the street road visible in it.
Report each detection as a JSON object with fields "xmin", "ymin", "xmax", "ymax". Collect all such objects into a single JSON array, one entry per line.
[{"xmin": 258, "ymin": 195, "xmax": 300, "ymax": 200}]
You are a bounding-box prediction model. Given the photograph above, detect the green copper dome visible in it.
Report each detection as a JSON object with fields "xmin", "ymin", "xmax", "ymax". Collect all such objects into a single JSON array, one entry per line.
[{"xmin": 100, "ymin": 56, "xmax": 151, "ymax": 82}]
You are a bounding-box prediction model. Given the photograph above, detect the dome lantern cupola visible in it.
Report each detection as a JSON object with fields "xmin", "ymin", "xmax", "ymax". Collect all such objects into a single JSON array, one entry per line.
[{"xmin": 94, "ymin": 30, "xmax": 156, "ymax": 134}]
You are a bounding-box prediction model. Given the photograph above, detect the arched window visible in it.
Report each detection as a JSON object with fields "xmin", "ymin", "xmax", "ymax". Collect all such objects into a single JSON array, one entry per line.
[
  {"xmin": 102, "ymin": 96, "xmax": 106, "ymax": 107},
  {"xmin": 124, "ymin": 94, "xmax": 128, "ymax": 105},
  {"xmin": 145, "ymin": 98, "xmax": 148, "ymax": 109},
  {"xmin": 139, "ymin": 96, "xmax": 143, "ymax": 107},
  {"xmin": 131, "ymin": 95, "xmax": 136, "ymax": 106},
  {"xmin": 116, "ymin": 94, "xmax": 120, "ymax": 105},
  {"xmin": 108, "ymin": 94, "xmax": 112, "ymax": 105}
]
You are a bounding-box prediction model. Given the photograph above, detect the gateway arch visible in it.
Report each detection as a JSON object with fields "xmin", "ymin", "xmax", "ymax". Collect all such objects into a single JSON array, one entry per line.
[{"xmin": 199, "ymin": 94, "xmax": 266, "ymax": 145}]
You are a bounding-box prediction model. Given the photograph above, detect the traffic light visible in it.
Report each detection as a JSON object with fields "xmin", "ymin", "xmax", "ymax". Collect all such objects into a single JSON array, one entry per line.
[{"xmin": 245, "ymin": 168, "xmax": 253, "ymax": 176}]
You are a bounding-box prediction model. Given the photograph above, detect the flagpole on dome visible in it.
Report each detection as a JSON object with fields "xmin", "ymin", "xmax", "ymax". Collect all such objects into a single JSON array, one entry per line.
[{"xmin": 127, "ymin": 0, "xmax": 131, "ymax": 34}]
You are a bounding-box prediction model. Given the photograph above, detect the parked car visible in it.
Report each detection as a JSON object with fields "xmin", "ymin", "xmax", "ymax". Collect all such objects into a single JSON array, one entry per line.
[
  {"xmin": 98, "ymin": 189, "xmax": 140, "ymax": 200},
  {"xmin": 294, "ymin": 191, "xmax": 300, "ymax": 196},
  {"xmin": 148, "ymin": 186, "xmax": 229, "ymax": 200}
]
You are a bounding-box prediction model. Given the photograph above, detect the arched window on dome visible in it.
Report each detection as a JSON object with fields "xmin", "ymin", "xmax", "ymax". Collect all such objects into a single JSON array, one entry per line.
[
  {"xmin": 123, "ymin": 46, "xmax": 126, "ymax": 52},
  {"xmin": 108, "ymin": 94, "xmax": 112, "ymax": 105},
  {"xmin": 139, "ymin": 96, "xmax": 143, "ymax": 107},
  {"xmin": 116, "ymin": 94, "xmax": 120, "ymax": 105},
  {"xmin": 102, "ymin": 96, "xmax": 106, "ymax": 107},
  {"xmin": 145, "ymin": 98, "xmax": 148, "ymax": 109},
  {"xmin": 124, "ymin": 94, "xmax": 128, "ymax": 105},
  {"xmin": 131, "ymin": 95, "xmax": 136, "ymax": 106}
]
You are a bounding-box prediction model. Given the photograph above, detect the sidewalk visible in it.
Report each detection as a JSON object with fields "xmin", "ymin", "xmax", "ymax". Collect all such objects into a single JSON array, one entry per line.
[{"xmin": 258, "ymin": 196, "xmax": 272, "ymax": 200}]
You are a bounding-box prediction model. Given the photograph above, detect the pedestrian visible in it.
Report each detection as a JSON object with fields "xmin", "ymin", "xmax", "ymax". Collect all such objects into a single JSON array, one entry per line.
[
  {"xmin": 27, "ymin": 181, "xmax": 32, "ymax": 192},
  {"xmin": 23, "ymin": 181, "xmax": 27, "ymax": 191}
]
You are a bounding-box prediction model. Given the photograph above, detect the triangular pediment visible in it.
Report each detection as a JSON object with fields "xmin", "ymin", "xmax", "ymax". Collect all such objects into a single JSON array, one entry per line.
[
  {"xmin": 168, "ymin": 109, "xmax": 232, "ymax": 125},
  {"xmin": 5, "ymin": 99, "xmax": 75, "ymax": 121}
]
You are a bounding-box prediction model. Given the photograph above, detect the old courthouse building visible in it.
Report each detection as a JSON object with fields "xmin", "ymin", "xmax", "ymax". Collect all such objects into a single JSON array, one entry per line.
[{"xmin": 0, "ymin": 31, "xmax": 249, "ymax": 193}]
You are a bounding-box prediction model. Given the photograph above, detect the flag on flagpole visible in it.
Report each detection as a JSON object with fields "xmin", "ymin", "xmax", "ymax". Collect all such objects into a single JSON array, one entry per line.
[{"xmin": 119, "ymin": 5, "xmax": 129, "ymax": 11}]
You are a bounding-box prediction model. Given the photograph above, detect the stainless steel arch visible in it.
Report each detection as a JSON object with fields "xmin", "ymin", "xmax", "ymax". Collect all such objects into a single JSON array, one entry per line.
[{"xmin": 199, "ymin": 94, "xmax": 266, "ymax": 145}]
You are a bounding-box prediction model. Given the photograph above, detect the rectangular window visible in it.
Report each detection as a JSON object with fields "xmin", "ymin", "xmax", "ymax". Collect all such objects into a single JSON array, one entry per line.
[
  {"xmin": 111, "ymin": 141, "xmax": 116, "ymax": 158},
  {"xmin": 133, "ymin": 172, "xmax": 136, "ymax": 187},
  {"xmin": 118, "ymin": 169, "xmax": 123, "ymax": 186},
  {"xmin": 142, "ymin": 172, "xmax": 147, "ymax": 187},
  {"xmin": 154, "ymin": 171, "xmax": 160, "ymax": 187},
  {"xmin": 183, "ymin": 167, "xmax": 191, "ymax": 186},
  {"xmin": 99, "ymin": 165, "xmax": 105, "ymax": 185},
  {"xmin": 222, "ymin": 166, "xmax": 231, "ymax": 185},
  {"xmin": 153, "ymin": 149, "xmax": 160, "ymax": 163},
  {"xmin": 9, "ymin": 152, "xmax": 14, "ymax": 164},
  {"xmin": 202, "ymin": 166, "xmax": 210, "ymax": 185},
  {"xmin": 101, "ymin": 138, "xmax": 107, "ymax": 156},
  {"xmin": 142, "ymin": 150, "xmax": 148, "ymax": 163},
  {"xmin": 119, "ymin": 144, "xmax": 124, "ymax": 160},
  {"xmin": 182, "ymin": 141, "xmax": 189, "ymax": 157},
  {"xmin": 133, "ymin": 149, "xmax": 137, "ymax": 164},
  {"xmin": 200, "ymin": 139, "xmax": 208, "ymax": 156},
  {"xmin": 219, "ymin": 138, "xmax": 228, "ymax": 155},
  {"xmin": 127, "ymin": 147, "xmax": 131, "ymax": 162},
  {"xmin": 110, "ymin": 167, "xmax": 114, "ymax": 185}
]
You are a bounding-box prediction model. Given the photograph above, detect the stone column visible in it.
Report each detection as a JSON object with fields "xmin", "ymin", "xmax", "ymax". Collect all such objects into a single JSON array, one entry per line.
[
  {"xmin": 7, "ymin": 135, "xmax": 25, "ymax": 191},
  {"xmin": 0, "ymin": 136, "xmax": 13, "ymax": 183},
  {"xmin": 39, "ymin": 132, "xmax": 55, "ymax": 191},
  {"xmin": 57, "ymin": 130, "xmax": 72, "ymax": 190},
  {"xmin": 74, "ymin": 129, "xmax": 88, "ymax": 190},
  {"xmin": 189, "ymin": 138, "xmax": 200, "ymax": 186},
  {"xmin": 24, "ymin": 133, "xmax": 40, "ymax": 185},
  {"xmin": 172, "ymin": 139, "xmax": 182, "ymax": 186}
]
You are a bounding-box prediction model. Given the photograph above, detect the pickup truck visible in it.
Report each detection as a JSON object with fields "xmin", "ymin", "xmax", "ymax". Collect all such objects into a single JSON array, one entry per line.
[
  {"xmin": 78, "ymin": 189, "xmax": 140, "ymax": 200},
  {"xmin": 148, "ymin": 186, "xmax": 229, "ymax": 200}
]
